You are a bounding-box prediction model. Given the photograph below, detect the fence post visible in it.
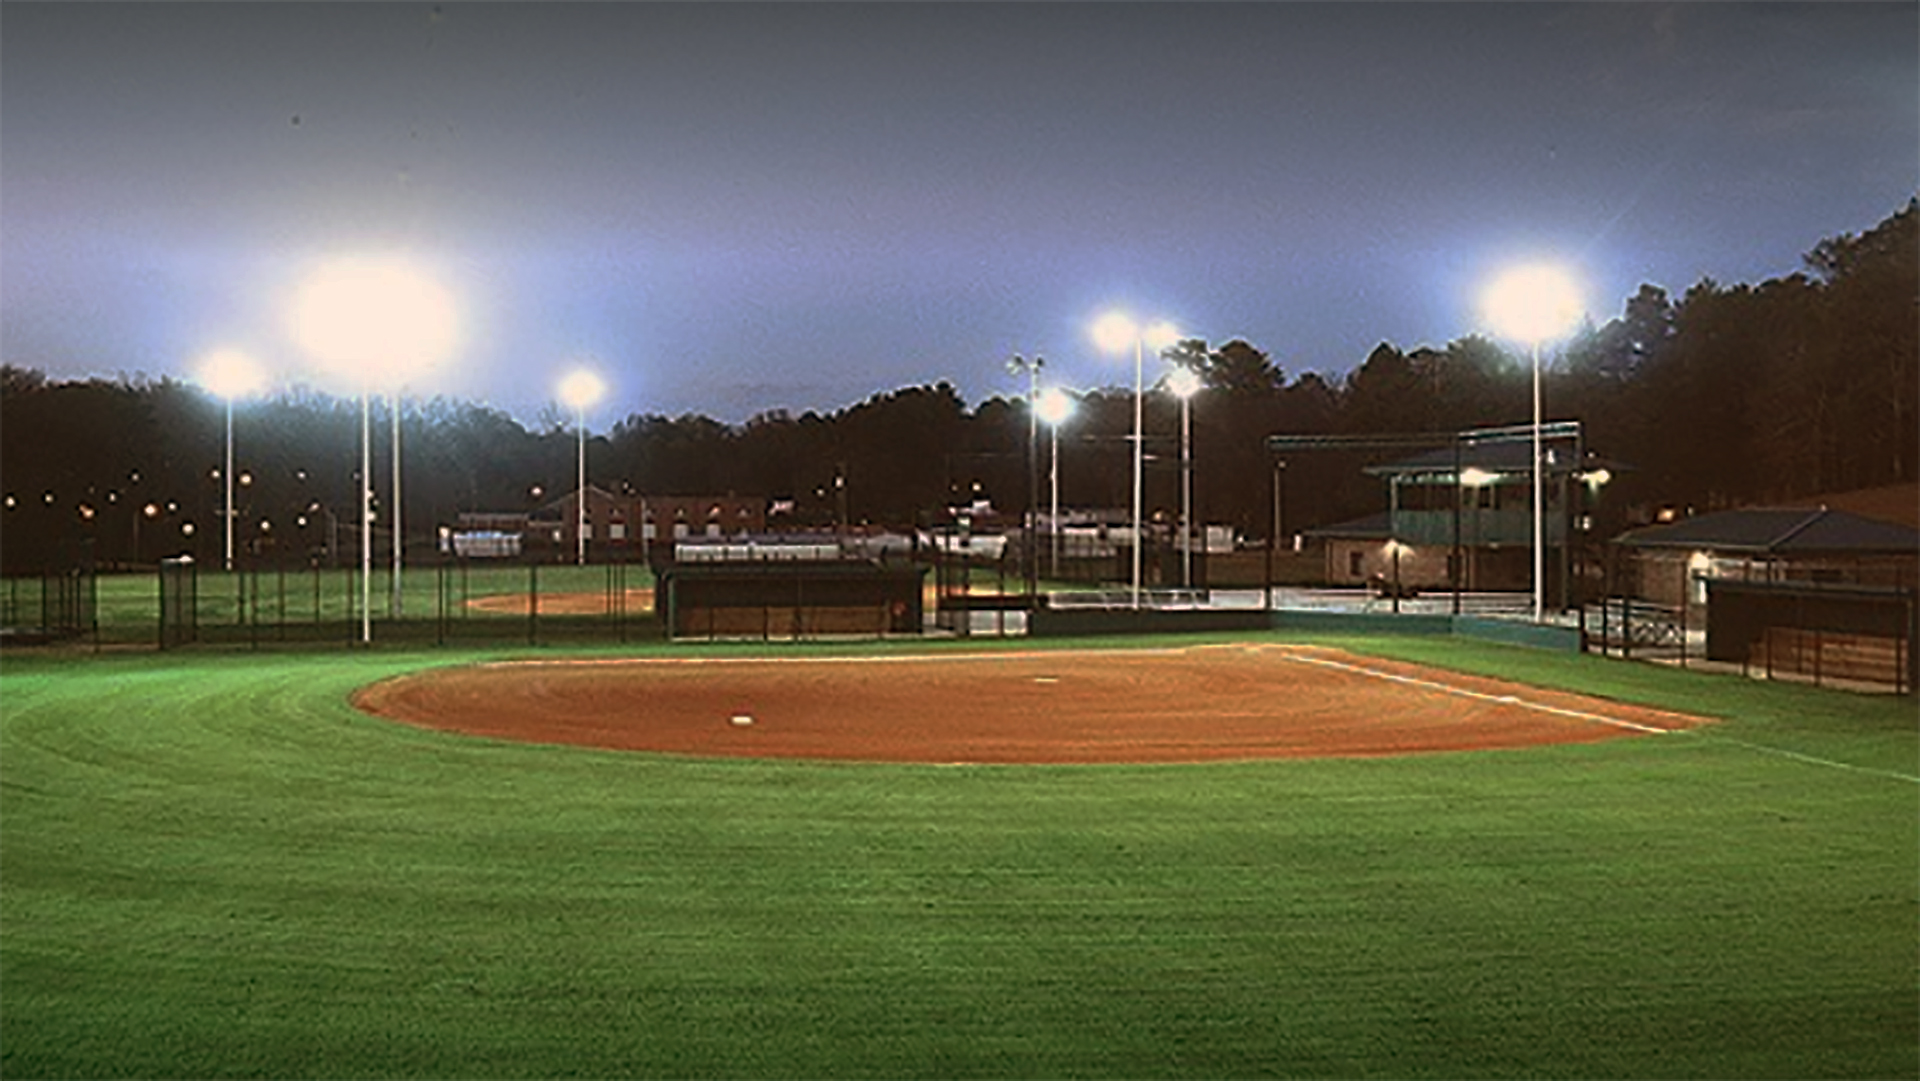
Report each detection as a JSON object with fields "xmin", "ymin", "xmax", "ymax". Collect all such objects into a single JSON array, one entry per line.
[{"xmin": 527, "ymin": 560, "xmax": 539, "ymax": 646}]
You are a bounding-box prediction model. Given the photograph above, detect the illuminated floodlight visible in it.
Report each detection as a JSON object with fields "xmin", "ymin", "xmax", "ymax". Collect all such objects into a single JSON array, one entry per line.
[
  {"xmin": 558, "ymin": 366, "xmax": 607, "ymax": 565},
  {"xmin": 1460, "ymin": 467, "xmax": 1499, "ymax": 487},
  {"xmin": 199, "ymin": 348, "xmax": 266, "ymax": 402},
  {"xmin": 1142, "ymin": 320, "xmax": 1182, "ymax": 352},
  {"xmin": 1481, "ymin": 261, "xmax": 1582, "ymax": 624},
  {"xmin": 1034, "ymin": 386, "xmax": 1075, "ymax": 581},
  {"xmin": 1035, "ymin": 386, "xmax": 1075, "ymax": 428},
  {"xmin": 1481, "ymin": 264, "xmax": 1583, "ymax": 347},
  {"xmin": 1091, "ymin": 311, "xmax": 1138, "ymax": 355},
  {"xmin": 558, "ymin": 368, "xmax": 606, "ymax": 412},
  {"xmin": 1166, "ymin": 365, "xmax": 1202, "ymax": 400},
  {"xmin": 1089, "ymin": 310, "xmax": 1183, "ymax": 608},
  {"xmin": 290, "ymin": 255, "xmax": 459, "ymax": 641},
  {"xmin": 290, "ymin": 255, "xmax": 459, "ymax": 386},
  {"xmin": 198, "ymin": 348, "xmax": 266, "ymax": 571}
]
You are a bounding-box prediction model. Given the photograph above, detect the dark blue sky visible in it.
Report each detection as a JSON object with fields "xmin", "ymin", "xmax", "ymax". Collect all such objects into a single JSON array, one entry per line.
[{"xmin": 4, "ymin": 2, "xmax": 1914, "ymax": 425}]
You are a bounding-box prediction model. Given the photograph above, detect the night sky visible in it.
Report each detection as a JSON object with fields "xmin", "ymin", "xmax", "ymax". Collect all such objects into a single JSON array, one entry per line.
[{"xmin": 4, "ymin": 2, "xmax": 1914, "ymax": 425}]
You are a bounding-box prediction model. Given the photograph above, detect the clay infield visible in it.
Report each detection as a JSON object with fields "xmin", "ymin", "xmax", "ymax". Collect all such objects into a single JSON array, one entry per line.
[
  {"xmin": 464, "ymin": 589, "xmax": 655, "ymax": 616},
  {"xmin": 353, "ymin": 643, "xmax": 1708, "ymax": 764}
]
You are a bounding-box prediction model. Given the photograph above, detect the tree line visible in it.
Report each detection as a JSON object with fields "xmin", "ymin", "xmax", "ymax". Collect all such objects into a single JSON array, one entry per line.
[{"xmin": 3, "ymin": 199, "xmax": 1913, "ymax": 575}]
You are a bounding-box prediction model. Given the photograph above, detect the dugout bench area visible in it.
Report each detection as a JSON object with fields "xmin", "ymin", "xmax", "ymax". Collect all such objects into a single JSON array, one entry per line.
[{"xmin": 655, "ymin": 558, "xmax": 926, "ymax": 640}]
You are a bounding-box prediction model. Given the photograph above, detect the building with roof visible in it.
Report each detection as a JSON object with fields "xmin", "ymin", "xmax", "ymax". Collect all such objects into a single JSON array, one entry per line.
[
  {"xmin": 453, "ymin": 487, "xmax": 766, "ymax": 561},
  {"xmin": 1615, "ymin": 500, "xmax": 1919, "ymax": 692},
  {"xmin": 1304, "ymin": 437, "xmax": 1616, "ymax": 600},
  {"xmin": 1615, "ymin": 504, "xmax": 1919, "ymax": 610}
]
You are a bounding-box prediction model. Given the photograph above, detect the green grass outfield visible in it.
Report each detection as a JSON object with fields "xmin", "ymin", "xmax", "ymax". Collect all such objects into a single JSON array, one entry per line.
[{"xmin": 2, "ymin": 634, "xmax": 1915, "ymax": 1079}]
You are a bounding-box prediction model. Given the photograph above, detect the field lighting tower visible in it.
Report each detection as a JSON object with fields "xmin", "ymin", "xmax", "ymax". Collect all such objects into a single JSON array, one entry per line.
[
  {"xmin": 1035, "ymin": 386, "xmax": 1075, "ymax": 580},
  {"xmin": 1092, "ymin": 312, "xmax": 1181, "ymax": 608},
  {"xmin": 197, "ymin": 349, "xmax": 265, "ymax": 572},
  {"xmin": 1008, "ymin": 354, "xmax": 1046, "ymax": 599},
  {"xmin": 290, "ymin": 256, "xmax": 458, "ymax": 643},
  {"xmin": 557, "ymin": 368, "xmax": 606, "ymax": 566},
  {"xmin": 1482, "ymin": 263, "xmax": 1583, "ymax": 623},
  {"xmin": 1166, "ymin": 364, "xmax": 1202, "ymax": 590}
]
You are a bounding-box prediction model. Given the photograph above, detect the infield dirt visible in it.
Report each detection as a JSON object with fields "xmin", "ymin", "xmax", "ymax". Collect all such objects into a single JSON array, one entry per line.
[{"xmin": 352, "ymin": 643, "xmax": 1708, "ymax": 764}]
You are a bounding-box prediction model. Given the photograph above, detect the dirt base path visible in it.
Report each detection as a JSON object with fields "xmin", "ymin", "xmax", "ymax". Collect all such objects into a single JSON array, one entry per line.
[
  {"xmin": 463, "ymin": 589, "xmax": 654, "ymax": 616},
  {"xmin": 353, "ymin": 643, "xmax": 1708, "ymax": 765}
]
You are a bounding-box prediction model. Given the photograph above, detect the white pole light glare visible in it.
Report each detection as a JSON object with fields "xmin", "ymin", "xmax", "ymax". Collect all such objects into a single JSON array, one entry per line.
[
  {"xmin": 1481, "ymin": 263, "xmax": 1582, "ymax": 623},
  {"xmin": 1035, "ymin": 386, "xmax": 1076, "ymax": 581},
  {"xmin": 1092, "ymin": 312, "xmax": 1180, "ymax": 609},
  {"xmin": 558, "ymin": 368, "xmax": 606, "ymax": 566},
  {"xmin": 290, "ymin": 256, "xmax": 459, "ymax": 643},
  {"xmin": 198, "ymin": 349, "xmax": 266, "ymax": 572},
  {"xmin": 1166, "ymin": 364, "xmax": 1202, "ymax": 590}
]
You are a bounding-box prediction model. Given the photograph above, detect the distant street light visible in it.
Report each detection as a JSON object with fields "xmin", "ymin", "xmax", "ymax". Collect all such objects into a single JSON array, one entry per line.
[
  {"xmin": 1035, "ymin": 386, "xmax": 1076, "ymax": 581},
  {"xmin": 1092, "ymin": 312, "xmax": 1181, "ymax": 608},
  {"xmin": 291, "ymin": 255, "xmax": 458, "ymax": 642},
  {"xmin": 558, "ymin": 368, "xmax": 606, "ymax": 566},
  {"xmin": 1482, "ymin": 263, "xmax": 1583, "ymax": 622},
  {"xmin": 198, "ymin": 349, "xmax": 266, "ymax": 572},
  {"xmin": 1166, "ymin": 364, "xmax": 1202, "ymax": 590}
]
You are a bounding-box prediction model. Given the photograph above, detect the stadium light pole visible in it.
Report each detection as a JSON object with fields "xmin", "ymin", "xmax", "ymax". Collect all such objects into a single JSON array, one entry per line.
[
  {"xmin": 197, "ymin": 349, "xmax": 266, "ymax": 572},
  {"xmin": 558, "ymin": 368, "xmax": 606, "ymax": 566},
  {"xmin": 1482, "ymin": 264, "xmax": 1582, "ymax": 623},
  {"xmin": 291, "ymin": 256, "xmax": 458, "ymax": 643},
  {"xmin": 1166, "ymin": 364, "xmax": 1201, "ymax": 590},
  {"xmin": 1035, "ymin": 386, "xmax": 1076, "ymax": 581},
  {"xmin": 1008, "ymin": 354, "xmax": 1046, "ymax": 600},
  {"xmin": 1092, "ymin": 312, "xmax": 1181, "ymax": 609}
]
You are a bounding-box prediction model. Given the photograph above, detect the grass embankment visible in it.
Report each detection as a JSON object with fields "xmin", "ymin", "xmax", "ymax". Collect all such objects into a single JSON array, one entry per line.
[{"xmin": 2, "ymin": 636, "xmax": 1915, "ymax": 1078}]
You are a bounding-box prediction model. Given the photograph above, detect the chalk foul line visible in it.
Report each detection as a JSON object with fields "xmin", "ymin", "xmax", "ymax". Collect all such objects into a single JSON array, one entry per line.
[
  {"xmin": 1279, "ymin": 648, "xmax": 1920, "ymax": 784},
  {"xmin": 1277, "ymin": 650, "xmax": 1677, "ymax": 735}
]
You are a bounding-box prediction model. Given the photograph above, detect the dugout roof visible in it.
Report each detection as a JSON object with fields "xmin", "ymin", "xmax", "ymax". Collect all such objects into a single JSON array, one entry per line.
[{"xmin": 1616, "ymin": 507, "xmax": 1920, "ymax": 557}]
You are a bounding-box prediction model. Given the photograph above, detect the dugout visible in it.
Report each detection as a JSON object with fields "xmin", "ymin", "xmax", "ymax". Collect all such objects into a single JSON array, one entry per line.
[
  {"xmin": 1705, "ymin": 579, "xmax": 1916, "ymax": 693},
  {"xmin": 657, "ymin": 558, "xmax": 926, "ymax": 640}
]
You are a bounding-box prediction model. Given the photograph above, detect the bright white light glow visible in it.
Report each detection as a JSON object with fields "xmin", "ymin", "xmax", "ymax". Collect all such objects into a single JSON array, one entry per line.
[
  {"xmin": 1091, "ymin": 311, "xmax": 1138, "ymax": 354},
  {"xmin": 1036, "ymin": 386, "xmax": 1075, "ymax": 427},
  {"xmin": 1166, "ymin": 366, "xmax": 1202, "ymax": 400},
  {"xmin": 199, "ymin": 348, "xmax": 265, "ymax": 401},
  {"xmin": 1460, "ymin": 467, "xmax": 1499, "ymax": 487},
  {"xmin": 558, "ymin": 368, "xmax": 606, "ymax": 411},
  {"xmin": 290, "ymin": 256, "xmax": 459, "ymax": 386},
  {"xmin": 1481, "ymin": 264, "xmax": 1584, "ymax": 346},
  {"xmin": 1143, "ymin": 320, "xmax": 1182, "ymax": 352},
  {"xmin": 1092, "ymin": 312, "xmax": 1182, "ymax": 355}
]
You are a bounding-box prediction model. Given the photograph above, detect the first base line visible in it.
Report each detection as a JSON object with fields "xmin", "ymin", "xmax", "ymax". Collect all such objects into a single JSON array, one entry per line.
[{"xmin": 1278, "ymin": 650, "xmax": 1679, "ymax": 735}]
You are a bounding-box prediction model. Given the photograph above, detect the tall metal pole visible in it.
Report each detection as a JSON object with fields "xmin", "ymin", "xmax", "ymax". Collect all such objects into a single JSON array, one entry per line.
[
  {"xmin": 1026, "ymin": 360, "xmax": 1040, "ymax": 600},
  {"xmin": 391, "ymin": 394, "xmax": 403, "ymax": 618},
  {"xmin": 1264, "ymin": 459, "xmax": 1277, "ymax": 612},
  {"xmin": 359, "ymin": 390, "xmax": 372, "ymax": 644},
  {"xmin": 1180, "ymin": 388, "xmax": 1192, "ymax": 589},
  {"xmin": 223, "ymin": 397, "xmax": 235, "ymax": 572},
  {"xmin": 1131, "ymin": 337, "xmax": 1143, "ymax": 609},
  {"xmin": 1049, "ymin": 419, "xmax": 1061, "ymax": 581},
  {"xmin": 576, "ymin": 406, "xmax": 588, "ymax": 565},
  {"xmin": 1531, "ymin": 340, "xmax": 1544, "ymax": 623}
]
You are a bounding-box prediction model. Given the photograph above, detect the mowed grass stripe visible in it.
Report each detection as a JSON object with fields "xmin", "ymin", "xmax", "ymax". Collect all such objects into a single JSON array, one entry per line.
[{"xmin": 2, "ymin": 638, "xmax": 1915, "ymax": 1079}]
